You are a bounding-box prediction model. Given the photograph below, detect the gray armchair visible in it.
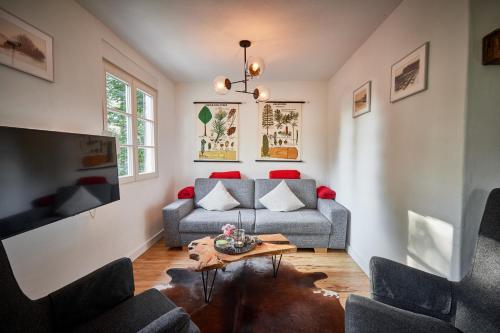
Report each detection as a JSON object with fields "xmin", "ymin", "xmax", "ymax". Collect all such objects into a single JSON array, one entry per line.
[
  {"xmin": 0, "ymin": 240, "xmax": 200, "ymax": 333},
  {"xmin": 346, "ymin": 188, "xmax": 500, "ymax": 333}
]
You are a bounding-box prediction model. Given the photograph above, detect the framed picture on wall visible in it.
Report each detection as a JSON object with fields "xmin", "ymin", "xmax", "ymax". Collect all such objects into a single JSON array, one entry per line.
[
  {"xmin": 390, "ymin": 42, "xmax": 429, "ymax": 103},
  {"xmin": 194, "ymin": 102, "xmax": 240, "ymax": 162},
  {"xmin": 0, "ymin": 7, "xmax": 54, "ymax": 81},
  {"xmin": 352, "ymin": 81, "xmax": 371, "ymax": 118}
]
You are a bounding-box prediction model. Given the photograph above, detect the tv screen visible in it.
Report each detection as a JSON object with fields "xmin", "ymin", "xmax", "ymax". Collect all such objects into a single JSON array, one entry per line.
[{"xmin": 0, "ymin": 126, "xmax": 120, "ymax": 239}]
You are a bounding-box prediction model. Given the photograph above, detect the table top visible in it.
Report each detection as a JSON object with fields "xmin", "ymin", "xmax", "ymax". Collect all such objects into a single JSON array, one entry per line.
[{"xmin": 188, "ymin": 234, "xmax": 297, "ymax": 272}]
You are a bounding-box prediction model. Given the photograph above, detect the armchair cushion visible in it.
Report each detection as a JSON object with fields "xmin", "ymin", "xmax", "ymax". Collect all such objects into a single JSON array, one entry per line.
[
  {"xmin": 138, "ymin": 307, "xmax": 199, "ymax": 333},
  {"xmin": 370, "ymin": 256, "xmax": 454, "ymax": 321},
  {"xmin": 345, "ymin": 294, "xmax": 460, "ymax": 333},
  {"xmin": 72, "ymin": 289, "xmax": 179, "ymax": 333},
  {"xmin": 50, "ymin": 257, "xmax": 134, "ymax": 330}
]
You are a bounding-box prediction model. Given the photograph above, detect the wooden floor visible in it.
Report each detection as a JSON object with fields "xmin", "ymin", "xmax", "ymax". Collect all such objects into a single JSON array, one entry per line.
[{"xmin": 133, "ymin": 239, "xmax": 370, "ymax": 307}]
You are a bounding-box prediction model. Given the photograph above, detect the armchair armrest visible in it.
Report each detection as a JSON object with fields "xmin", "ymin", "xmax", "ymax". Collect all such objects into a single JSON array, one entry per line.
[
  {"xmin": 317, "ymin": 199, "xmax": 349, "ymax": 249},
  {"xmin": 138, "ymin": 307, "xmax": 200, "ymax": 333},
  {"xmin": 163, "ymin": 199, "xmax": 194, "ymax": 247},
  {"xmin": 370, "ymin": 256, "xmax": 454, "ymax": 321},
  {"xmin": 49, "ymin": 257, "xmax": 134, "ymax": 329},
  {"xmin": 345, "ymin": 295, "xmax": 460, "ymax": 333}
]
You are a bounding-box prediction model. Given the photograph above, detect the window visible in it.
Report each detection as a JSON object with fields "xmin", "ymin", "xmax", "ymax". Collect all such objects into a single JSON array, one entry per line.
[{"xmin": 104, "ymin": 61, "xmax": 157, "ymax": 182}]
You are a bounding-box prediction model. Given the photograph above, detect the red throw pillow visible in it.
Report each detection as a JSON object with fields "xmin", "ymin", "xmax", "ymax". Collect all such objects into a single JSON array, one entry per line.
[
  {"xmin": 178, "ymin": 186, "xmax": 195, "ymax": 199},
  {"xmin": 269, "ymin": 170, "xmax": 301, "ymax": 179},
  {"xmin": 209, "ymin": 171, "xmax": 241, "ymax": 179},
  {"xmin": 317, "ymin": 186, "xmax": 336, "ymax": 200},
  {"xmin": 77, "ymin": 176, "xmax": 108, "ymax": 185}
]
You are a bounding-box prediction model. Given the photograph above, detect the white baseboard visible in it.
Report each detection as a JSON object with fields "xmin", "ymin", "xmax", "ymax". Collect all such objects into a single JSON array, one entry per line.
[
  {"xmin": 347, "ymin": 244, "xmax": 370, "ymax": 277},
  {"xmin": 128, "ymin": 229, "xmax": 164, "ymax": 261}
]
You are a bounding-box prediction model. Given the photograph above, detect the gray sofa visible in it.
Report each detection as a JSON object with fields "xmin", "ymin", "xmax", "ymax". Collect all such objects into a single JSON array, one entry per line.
[{"xmin": 163, "ymin": 178, "xmax": 349, "ymax": 249}]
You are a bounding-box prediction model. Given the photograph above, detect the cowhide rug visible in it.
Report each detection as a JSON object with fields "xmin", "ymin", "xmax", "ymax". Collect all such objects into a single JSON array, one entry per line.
[{"xmin": 161, "ymin": 257, "xmax": 344, "ymax": 333}]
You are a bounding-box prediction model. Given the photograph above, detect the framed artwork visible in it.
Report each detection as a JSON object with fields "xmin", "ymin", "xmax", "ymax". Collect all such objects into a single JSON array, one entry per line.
[
  {"xmin": 390, "ymin": 42, "xmax": 429, "ymax": 103},
  {"xmin": 257, "ymin": 101, "xmax": 303, "ymax": 162},
  {"xmin": 353, "ymin": 81, "xmax": 371, "ymax": 118},
  {"xmin": 195, "ymin": 102, "xmax": 239, "ymax": 162},
  {"xmin": 0, "ymin": 7, "xmax": 54, "ymax": 81}
]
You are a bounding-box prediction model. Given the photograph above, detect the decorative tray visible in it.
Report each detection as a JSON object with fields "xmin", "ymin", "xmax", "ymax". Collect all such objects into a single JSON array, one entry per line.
[{"xmin": 214, "ymin": 234, "xmax": 259, "ymax": 255}]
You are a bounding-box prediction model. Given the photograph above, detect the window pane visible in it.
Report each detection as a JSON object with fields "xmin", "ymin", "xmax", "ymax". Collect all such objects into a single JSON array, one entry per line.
[
  {"xmin": 137, "ymin": 119, "xmax": 154, "ymax": 146},
  {"xmin": 136, "ymin": 89, "xmax": 154, "ymax": 120},
  {"xmin": 107, "ymin": 111, "xmax": 131, "ymax": 145},
  {"xmin": 118, "ymin": 146, "xmax": 132, "ymax": 177},
  {"xmin": 138, "ymin": 147, "xmax": 155, "ymax": 174},
  {"xmin": 106, "ymin": 73, "xmax": 129, "ymax": 112}
]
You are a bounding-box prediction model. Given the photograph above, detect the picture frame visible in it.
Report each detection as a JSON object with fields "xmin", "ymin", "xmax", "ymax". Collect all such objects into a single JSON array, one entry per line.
[
  {"xmin": 352, "ymin": 81, "xmax": 371, "ymax": 118},
  {"xmin": 194, "ymin": 102, "xmax": 240, "ymax": 162},
  {"xmin": 0, "ymin": 7, "xmax": 54, "ymax": 81},
  {"xmin": 257, "ymin": 101, "xmax": 303, "ymax": 162},
  {"xmin": 390, "ymin": 42, "xmax": 429, "ymax": 103}
]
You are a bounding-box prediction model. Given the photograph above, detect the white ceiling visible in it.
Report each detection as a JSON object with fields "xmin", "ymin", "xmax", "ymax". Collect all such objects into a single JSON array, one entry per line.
[{"xmin": 78, "ymin": 0, "xmax": 402, "ymax": 82}]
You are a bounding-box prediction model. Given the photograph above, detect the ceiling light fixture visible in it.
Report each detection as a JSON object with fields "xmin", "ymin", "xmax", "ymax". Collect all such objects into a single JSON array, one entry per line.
[{"xmin": 213, "ymin": 40, "xmax": 270, "ymax": 101}]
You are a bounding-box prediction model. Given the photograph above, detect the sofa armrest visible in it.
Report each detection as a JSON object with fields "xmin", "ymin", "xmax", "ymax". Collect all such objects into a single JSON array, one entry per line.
[
  {"xmin": 137, "ymin": 307, "xmax": 200, "ymax": 333},
  {"xmin": 163, "ymin": 199, "xmax": 194, "ymax": 247},
  {"xmin": 317, "ymin": 198, "xmax": 349, "ymax": 249},
  {"xmin": 49, "ymin": 258, "xmax": 134, "ymax": 330},
  {"xmin": 370, "ymin": 256, "xmax": 454, "ymax": 321},
  {"xmin": 345, "ymin": 295, "xmax": 460, "ymax": 333}
]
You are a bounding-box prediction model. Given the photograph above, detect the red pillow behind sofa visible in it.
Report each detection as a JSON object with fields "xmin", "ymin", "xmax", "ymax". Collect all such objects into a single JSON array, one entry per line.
[
  {"xmin": 209, "ymin": 171, "xmax": 241, "ymax": 179},
  {"xmin": 269, "ymin": 170, "xmax": 301, "ymax": 179}
]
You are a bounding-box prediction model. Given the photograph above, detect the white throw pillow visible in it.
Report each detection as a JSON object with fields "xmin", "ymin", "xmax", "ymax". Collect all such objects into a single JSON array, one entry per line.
[
  {"xmin": 198, "ymin": 181, "xmax": 240, "ymax": 211},
  {"xmin": 259, "ymin": 180, "xmax": 305, "ymax": 212}
]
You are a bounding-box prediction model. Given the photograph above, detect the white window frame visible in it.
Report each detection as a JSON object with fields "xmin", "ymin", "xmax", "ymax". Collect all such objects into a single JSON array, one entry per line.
[{"xmin": 103, "ymin": 60, "xmax": 158, "ymax": 184}]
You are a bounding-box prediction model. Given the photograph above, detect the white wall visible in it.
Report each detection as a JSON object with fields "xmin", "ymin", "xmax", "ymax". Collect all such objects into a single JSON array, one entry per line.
[
  {"xmin": 327, "ymin": 0, "xmax": 469, "ymax": 280},
  {"xmin": 174, "ymin": 81, "xmax": 329, "ymax": 189},
  {"xmin": 461, "ymin": 0, "xmax": 500, "ymax": 276},
  {"xmin": 0, "ymin": 0, "xmax": 176, "ymax": 298}
]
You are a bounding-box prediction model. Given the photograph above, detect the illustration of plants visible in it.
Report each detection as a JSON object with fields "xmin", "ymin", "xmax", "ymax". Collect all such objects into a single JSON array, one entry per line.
[
  {"xmin": 198, "ymin": 106, "xmax": 212, "ymax": 137},
  {"xmin": 274, "ymin": 109, "xmax": 284, "ymax": 130},
  {"xmin": 262, "ymin": 104, "xmax": 274, "ymax": 135},
  {"xmin": 226, "ymin": 108, "xmax": 237, "ymax": 137},
  {"xmin": 212, "ymin": 109, "xmax": 227, "ymax": 144},
  {"xmin": 262, "ymin": 135, "xmax": 269, "ymax": 156},
  {"xmin": 200, "ymin": 139, "xmax": 206, "ymax": 155},
  {"xmin": 273, "ymin": 132, "xmax": 277, "ymax": 145},
  {"xmin": 289, "ymin": 111, "xmax": 299, "ymax": 142}
]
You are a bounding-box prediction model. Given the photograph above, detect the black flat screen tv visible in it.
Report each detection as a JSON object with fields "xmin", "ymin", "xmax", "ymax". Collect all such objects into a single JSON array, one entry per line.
[{"xmin": 0, "ymin": 126, "xmax": 120, "ymax": 239}]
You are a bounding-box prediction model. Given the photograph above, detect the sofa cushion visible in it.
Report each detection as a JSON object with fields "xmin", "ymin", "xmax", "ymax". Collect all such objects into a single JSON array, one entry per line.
[
  {"xmin": 255, "ymin": 209, "xmax": 331, "ymax": 235},
  {"xmin": 255, "ymin": 179, "xmax": 317, "ymax": 209},
  {"xmin": 179, "ymin": 208, "xmax": 255, "ymax": 233},
  {"xmin": 195, "ymin": 179, "xmax": 255, "ymax": 209}
]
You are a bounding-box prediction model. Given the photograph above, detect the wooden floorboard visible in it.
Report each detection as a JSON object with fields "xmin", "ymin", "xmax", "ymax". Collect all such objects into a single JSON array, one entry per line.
[{"xmin": 133, "ymin": 239, "xmax": 370, "ymax": 307}]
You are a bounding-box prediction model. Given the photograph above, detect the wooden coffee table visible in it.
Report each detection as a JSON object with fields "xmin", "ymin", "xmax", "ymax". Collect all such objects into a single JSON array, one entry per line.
[{"xmin": 188, "ymin": 234, "xmax": 297, "ymax": 302}]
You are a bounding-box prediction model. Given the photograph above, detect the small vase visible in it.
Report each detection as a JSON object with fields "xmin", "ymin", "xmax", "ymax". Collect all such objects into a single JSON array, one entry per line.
[{"xmin": 233, "ymin": 229, "xmax": 245, "ymax": 248}]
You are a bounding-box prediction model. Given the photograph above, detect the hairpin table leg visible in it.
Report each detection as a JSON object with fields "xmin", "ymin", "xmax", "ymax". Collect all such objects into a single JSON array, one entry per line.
[
  {"xmin": 271, "ymin": 254, "xmax": 283, "ymax": 278},
  {"xmin": 201, "ymin": 269, "xmax": 218, "ymax": 303}
]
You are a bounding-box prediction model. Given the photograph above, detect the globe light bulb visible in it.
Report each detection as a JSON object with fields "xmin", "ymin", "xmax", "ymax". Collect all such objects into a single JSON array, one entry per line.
[
  {"xmin": 253, "ymin": 85, "xmax": 270, "ymax": 101},
  {"xmin": 213, "ymin": 76, "xmax": 231, "ymax": 95},
  {"xmin": 247, "ymin": 56, "xmax": 265, "ymax": 77}
]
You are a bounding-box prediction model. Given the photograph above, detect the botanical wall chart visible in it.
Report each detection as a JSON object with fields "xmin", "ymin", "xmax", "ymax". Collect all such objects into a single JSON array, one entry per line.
[
  {"xmin": 196, "ymin": 102, "xmax": 239, "ymax": 161},
  {"xmin": 258, "ymin": 102, "xmax": 302, "ymax": 161}
]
